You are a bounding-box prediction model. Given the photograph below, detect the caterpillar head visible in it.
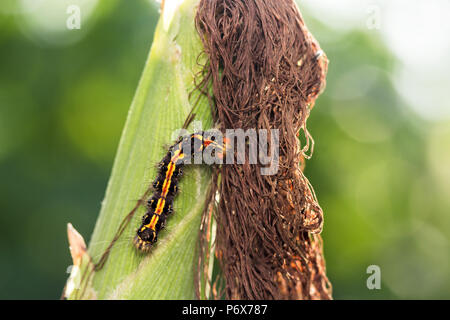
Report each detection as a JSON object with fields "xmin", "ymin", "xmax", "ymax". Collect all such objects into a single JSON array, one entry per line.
[
  {"xmin": 202, "ymin": 132, "xmax": 231, "ymax": 160},
  {"xmin": 134, "ymin": 226, "xmax": 157, "ymax": 252}
]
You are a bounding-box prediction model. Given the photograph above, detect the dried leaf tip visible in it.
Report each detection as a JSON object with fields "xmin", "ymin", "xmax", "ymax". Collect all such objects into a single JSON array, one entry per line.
[{"xmin": 67, "ymin": 223, "xmax": 87, "ymax": 266}]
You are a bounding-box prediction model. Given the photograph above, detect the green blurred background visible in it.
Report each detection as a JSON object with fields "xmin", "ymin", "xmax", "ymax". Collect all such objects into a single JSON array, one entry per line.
[{"xmin": 0, "ymin": 0, "xmax": 449, "ymax": 299}]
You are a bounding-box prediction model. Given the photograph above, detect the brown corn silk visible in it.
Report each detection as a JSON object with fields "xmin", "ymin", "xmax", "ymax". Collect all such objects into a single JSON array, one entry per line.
[{"xmin": 195, "ymin": 0, "xmax": 332, "ymax": 299}]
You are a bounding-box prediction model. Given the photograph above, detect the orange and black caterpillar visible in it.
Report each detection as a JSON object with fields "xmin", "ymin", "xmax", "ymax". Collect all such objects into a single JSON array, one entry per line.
[{"xmin": 134, "ymin": 131, "xmax": 227, "ymax": 252}]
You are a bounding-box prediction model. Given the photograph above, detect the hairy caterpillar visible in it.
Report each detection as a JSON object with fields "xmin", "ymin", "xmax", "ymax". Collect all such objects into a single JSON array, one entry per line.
[{"xmin": 134, "ymin": 131, "xmax": 227, "ymax": 252}]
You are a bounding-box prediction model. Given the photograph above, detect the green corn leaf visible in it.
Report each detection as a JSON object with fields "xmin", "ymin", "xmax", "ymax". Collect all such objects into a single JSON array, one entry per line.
[{"xmin": 65, "ymin": 0, "xmax": 214, "ymax": 300}]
